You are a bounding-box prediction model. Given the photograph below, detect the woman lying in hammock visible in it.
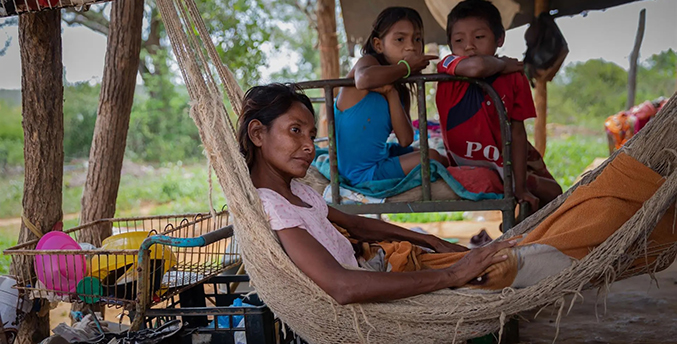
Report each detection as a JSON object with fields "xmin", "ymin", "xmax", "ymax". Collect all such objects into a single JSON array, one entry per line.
[
  {"xmin": 238, "ymin": 83, "xmax": 516, "ymax": 304},
  {"xmin": 240, "ymin": 83, "xmax": 677, "ymax": 303}
]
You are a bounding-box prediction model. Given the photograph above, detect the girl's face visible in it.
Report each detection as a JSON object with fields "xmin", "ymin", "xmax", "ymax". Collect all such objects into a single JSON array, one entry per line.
[
  {"xmin": 249, "ymin": 102, "xmax": 317, "ymax": 179},
  {"xmin": 373, "ymin": 19, "xmax": 423, "ymax": 64}
]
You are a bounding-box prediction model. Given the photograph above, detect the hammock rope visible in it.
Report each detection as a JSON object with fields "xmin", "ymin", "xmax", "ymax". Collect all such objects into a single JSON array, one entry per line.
[{"xmin": 155, "ymin": 0, "xmax": 677, "ymax": 342}]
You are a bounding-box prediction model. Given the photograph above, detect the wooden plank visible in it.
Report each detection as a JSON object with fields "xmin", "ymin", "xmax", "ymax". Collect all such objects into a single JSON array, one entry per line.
[{"xmin": 0, "ymin": 0, "xmax": 112, "ymax": 18}]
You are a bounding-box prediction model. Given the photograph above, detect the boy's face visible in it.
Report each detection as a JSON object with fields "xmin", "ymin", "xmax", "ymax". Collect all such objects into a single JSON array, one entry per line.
[{"xmin": 449, "ymin": 17, "xmax": 504, "ymax": 57}]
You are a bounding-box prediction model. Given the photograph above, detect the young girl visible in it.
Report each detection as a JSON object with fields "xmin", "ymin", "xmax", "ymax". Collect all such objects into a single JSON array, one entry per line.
[
  {"xmin": 239, "ymin": 83, "xmax": 514, "ymax": 304},
  {"xmin": 335, "ymin": 7, "xmax": 449, "ymax": 186}
]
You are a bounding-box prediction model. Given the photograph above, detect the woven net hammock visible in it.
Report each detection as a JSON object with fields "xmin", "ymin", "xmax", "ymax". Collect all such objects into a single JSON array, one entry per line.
[{"xmin": 155, "ymin": 0, "xmax": 677, "ymax": 342}]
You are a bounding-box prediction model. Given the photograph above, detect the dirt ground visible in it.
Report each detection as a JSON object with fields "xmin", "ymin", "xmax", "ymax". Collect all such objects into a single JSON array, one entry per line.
[{"xmin": 516, "ymin": 262, "xmax": 677, "ymax": 344}]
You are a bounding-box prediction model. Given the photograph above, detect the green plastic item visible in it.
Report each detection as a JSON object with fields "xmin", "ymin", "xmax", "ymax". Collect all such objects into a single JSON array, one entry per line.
[
  {"xmin": 443, "ymin": 238, "xmax": 460, "ymax": 244},
  {"xmin": 77, "ymin": 276, "xmax": 102, "ymax": 304},
  {"xmin": 468, "ymin": 334, "xmax": 495, "ymax": 344}
]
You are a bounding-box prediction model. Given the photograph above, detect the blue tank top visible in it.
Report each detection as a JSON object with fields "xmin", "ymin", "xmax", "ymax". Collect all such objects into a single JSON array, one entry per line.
[{"xmin": 335, "ymin": 92, "xmax": 393, "ymax": 185}]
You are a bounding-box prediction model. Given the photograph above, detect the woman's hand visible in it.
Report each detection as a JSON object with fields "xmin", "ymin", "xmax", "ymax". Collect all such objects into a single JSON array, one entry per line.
[
  {"xmin": 404, "ymin": 54, "xmax": 438, "ymax": 74},
  {"xmin": 445, "ymin": 239, "xmax": 517, "ymax": 287}
]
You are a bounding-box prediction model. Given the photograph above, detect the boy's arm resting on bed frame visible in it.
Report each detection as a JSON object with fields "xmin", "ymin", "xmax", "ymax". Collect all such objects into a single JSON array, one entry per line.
[
  {"xmin": 328, "ymin": 206, "xmax": 468, "ymax": 253},
  {"xmin": 453, "ymin": 55, "xmax": 523, "ymax": 78}
]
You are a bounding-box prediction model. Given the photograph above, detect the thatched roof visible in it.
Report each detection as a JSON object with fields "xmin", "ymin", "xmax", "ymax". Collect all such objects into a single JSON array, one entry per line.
[{"xmin": 340, "ymin": 0, "xmax": 641, "ymax": 49}]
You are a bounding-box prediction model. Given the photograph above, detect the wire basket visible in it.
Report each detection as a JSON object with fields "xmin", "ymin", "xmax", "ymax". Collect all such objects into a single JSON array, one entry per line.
[
  {"xmin": 3, "ymin": 208, "xmax": 240, "ymax": 320},
  {"xmin": 0, "ymin": 0, "xmax": 112, "ymax": 18}
]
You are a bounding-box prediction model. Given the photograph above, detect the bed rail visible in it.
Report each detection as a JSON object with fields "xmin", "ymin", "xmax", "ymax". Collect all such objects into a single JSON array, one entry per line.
[{"xmin": 296, "ymin": 74, "xmax": 518, "ymax": 230}]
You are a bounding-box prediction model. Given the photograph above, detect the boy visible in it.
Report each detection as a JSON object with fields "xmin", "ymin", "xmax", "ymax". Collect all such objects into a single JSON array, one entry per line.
[{"xmin": 436, "ymin": 0, "xmax": 562, "ymax": 211}]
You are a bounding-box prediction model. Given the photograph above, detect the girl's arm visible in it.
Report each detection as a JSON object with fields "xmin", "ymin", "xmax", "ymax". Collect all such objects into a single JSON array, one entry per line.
[
  {"xmin": 328, "ymin": 207, "xmax": 467, "ymax": 253},
  {"xmin": 454, "ymin": 56, "xmax": 523, "ymax": 78},
  {"xmin": 276, "ymin": 226, "xmax": 514, "ymax": 304},
  {"xmin": 354, "ymin": 54, "xmax": 437, "ymax": 90},
  {"xmin": 511, "ymin": 120, "xmax": 539, "ymax": 210},
  {"xmin": 382, "ymin": 86, "xmax": 414, "ymax": 147},
  {"xmin": 353, "ymin": 55, "xmax": 408, "ymax": 90}
]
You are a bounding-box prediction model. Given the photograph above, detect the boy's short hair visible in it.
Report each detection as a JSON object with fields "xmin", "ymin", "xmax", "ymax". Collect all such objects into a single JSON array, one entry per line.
[{"xmin": 446, "ymin": 0, "xmax": 505, "ymax": 44}]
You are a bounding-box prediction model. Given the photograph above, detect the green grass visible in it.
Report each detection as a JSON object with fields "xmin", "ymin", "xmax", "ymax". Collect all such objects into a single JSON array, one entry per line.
[
  {"xmin": 542, "ymin": 135, "xmax": 608, "ymax": 191},
  {"xmin": 112, "ymin": 163, "xmax": 227, "ymax": 217},
  {"xmin": 0, "ymin": 163, "xmax": 228, "ymax": 221},
  {"xmin": 0, "ymin": 233, "xmax": 17, "ymax": 275},
  {"xmin": 0, "ymin": 163, "xmax": 229, "ymax": 266},
  {"xmin": 0, "ymin": 131, "xmax": 607, "ymax": 226}
]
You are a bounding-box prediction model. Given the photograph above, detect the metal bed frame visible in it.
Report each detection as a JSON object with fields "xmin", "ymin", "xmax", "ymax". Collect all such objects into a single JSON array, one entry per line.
[{"xmin": 296, "ymin": 73, "xmax": 519, "ymax": 230}]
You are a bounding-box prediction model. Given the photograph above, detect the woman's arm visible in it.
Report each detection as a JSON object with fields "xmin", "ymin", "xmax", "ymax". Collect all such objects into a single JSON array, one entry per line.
[
  {"xmin": 328, "ymin": 207, "xmax": 467, "ymax": 253},
  {"xmin": 454, "ymin": 56, "xmax": 523, "ymax": 78},
  {"xmin": 511, "ymin": 120, "xmax": 539, "ymax": 210},
  {"xmin": 276, "ymin": 226, "xmax": 513, "ymax": 304}
]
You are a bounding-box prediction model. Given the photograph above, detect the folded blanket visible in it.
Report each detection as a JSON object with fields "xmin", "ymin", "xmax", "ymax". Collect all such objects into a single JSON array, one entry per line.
[
  {"xmin": 377, "ymin": 152, "xmax": 677, "ymax": 290},
  {"xmin": 312, "ymin": 148, "xmax": 503, "ymax": 201},
  {"xmin": 321, "ymin": 185, "xmax": 385, "ymax": 204}
]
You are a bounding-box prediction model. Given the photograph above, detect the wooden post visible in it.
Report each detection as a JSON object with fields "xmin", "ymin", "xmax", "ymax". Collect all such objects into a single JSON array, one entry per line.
[
  {"xmin": 533, "ymin": 0, "xmax": 549, "ymax": 156},
  {"xmin": 533, "ymin": 80, "xmax": 547, "ymax": 155},
  {"xmin": 627, "ymin": 9, "xmax": 646, "ymax": 110},
  {"xmin": 11, "ymin": 10, "xmax": 63, "ymax": 344},
  {"xmin": 316, "ymin": 0, "xmax": 340, "ymax": 140}
]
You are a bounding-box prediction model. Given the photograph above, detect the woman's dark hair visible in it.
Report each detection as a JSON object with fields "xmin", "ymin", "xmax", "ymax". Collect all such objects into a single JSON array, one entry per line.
[
  {"xmin": 446, "ymin": 0, "xmax": 505, "ymax": 45},
  {"xmin": 361, "ymin": 7, "xmax": 424, "ymax": 115},
  {"xmin": 237, "ymin": 83, "xmax": 315, "ymax": 170}
]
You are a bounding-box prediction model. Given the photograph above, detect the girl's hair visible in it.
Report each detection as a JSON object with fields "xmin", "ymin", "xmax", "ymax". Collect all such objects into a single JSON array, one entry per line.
[
  {"xmin": 361, "ymin": 7, "xmax": 424, "ymax": 115},
  {"xmin": 237, "ymin": 83, "xmax": 315, "ymax": 170}
]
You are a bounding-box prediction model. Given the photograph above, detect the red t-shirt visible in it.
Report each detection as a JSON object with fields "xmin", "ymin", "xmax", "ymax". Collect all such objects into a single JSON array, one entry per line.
[{"xmin": 436, "ymin": 54, "xmax": 537, "ymax": 178}]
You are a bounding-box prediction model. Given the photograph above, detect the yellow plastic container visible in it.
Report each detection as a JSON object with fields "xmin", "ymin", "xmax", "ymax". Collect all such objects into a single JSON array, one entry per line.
[{"xmin": 90, "ymin": 231, "xmax": 178, "ymax": 281}]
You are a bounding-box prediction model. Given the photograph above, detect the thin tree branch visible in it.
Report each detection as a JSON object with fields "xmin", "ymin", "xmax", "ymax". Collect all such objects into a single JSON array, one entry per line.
[
  {"xmin": 295, "ymin": 0, "xmax": 318, "ymax": 31},
  {"xmin": 62, "ymin": 8, "xmax": 110, "ymax": 36}
]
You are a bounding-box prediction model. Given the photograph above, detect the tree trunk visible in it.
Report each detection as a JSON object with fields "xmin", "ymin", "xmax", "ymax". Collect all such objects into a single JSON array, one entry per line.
[
  {"xmin": 78, "ymin": 0, "xmax": 144, "ymax": 236},
  {"xmin": 73, "ymin": 0, "xmax": 143, "ymax": 319},
  {"xmin": 316, "ymin": 0, "xmax": 339, "ymax": 139},
  {"xmin": 10, "ymin": 10, "xmax": 63, "ymax": 344},
  {"xmin": 627, "ymin": 9, "xmax": 646, "ymax": 110}
]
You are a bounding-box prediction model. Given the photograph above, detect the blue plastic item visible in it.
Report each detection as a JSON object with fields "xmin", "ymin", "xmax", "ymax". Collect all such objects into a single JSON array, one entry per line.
[{"xmin": 209, "ymin": 298, "xmax": 255, "ymax": 328}]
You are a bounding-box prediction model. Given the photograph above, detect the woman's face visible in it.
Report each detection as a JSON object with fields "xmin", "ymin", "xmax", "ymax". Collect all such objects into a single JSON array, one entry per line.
[{"xmin": 251, "ymin": 102, "xmax": 317, "ymax": 179}]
